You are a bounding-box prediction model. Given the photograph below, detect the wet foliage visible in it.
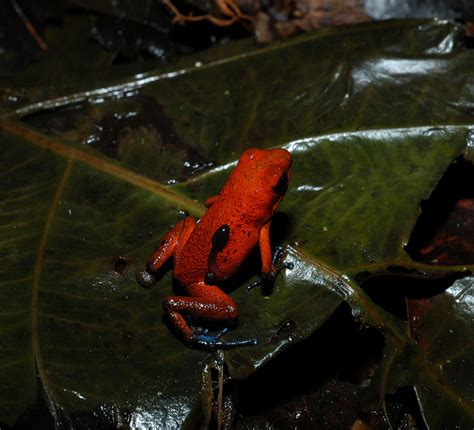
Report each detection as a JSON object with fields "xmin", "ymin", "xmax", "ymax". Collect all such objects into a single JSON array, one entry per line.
[{"xmin": 1, "ymin": 2, "xmax": 474, "ymax": 429}]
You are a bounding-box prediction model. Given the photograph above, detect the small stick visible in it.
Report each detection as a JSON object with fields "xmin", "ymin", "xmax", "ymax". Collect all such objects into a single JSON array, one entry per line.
[
  {"xmin": 10, "ymin": 0, "xmax": 48, "ymax": 51},
  {"xmin": 162, "ymin": 0, "xmax": 252, "ymax": 27}
]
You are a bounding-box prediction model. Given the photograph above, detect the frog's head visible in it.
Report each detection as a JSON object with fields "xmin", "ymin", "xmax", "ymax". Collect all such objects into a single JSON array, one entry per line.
[{"xmin": 227, "ymin": 147, "xmax": 293, "ymax": 220}]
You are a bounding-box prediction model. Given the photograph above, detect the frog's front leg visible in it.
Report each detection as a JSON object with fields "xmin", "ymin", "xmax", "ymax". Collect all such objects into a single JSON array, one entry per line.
[
  {"xmin": 247, "ymin": 221, "xmax": 293, "ymax": 291},
  {"xmin": 163, "ymin": 282, "xmax": 257, "ymax": 350},
  {"xmin": 259, "ymin": 220, "xmax": 275, "ymax": 277},
  {"xmin": 136, "ymin": 216, "xmax": 196, "ymax": 287}
]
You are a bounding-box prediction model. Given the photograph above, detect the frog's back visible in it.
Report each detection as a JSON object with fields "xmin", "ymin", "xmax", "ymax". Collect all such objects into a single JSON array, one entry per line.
[{"xmin": 174, "ymin": 200, "xmax": 260, "ymax": 286}]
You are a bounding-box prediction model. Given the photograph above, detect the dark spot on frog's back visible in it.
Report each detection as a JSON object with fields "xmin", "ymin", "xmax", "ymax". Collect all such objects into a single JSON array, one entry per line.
[
  {"xmin": 211, "ymin": 224, "xmax": 230, "ymax": 252},
  {"xmin": 207, "ymin": 224, "xmax": 231, "ymax": 281}
]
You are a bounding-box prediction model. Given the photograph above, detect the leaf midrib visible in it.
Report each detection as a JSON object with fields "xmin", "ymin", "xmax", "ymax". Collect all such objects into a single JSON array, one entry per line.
[{"xmin": 0, "ymin": 118, "xmax": 205, "ymax": 217}]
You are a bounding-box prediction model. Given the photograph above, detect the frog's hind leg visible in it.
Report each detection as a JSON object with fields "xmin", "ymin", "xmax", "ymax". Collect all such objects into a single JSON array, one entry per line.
[
  {"xmin": 163, "ymin": 282, "xmax": 257, "ymax": 350},
  {"xmin": 136, "ymin": 216, "xmax": 196, "ymax": 287}
]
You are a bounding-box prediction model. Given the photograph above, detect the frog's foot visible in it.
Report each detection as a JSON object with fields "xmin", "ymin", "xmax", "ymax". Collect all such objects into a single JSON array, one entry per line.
[
  {"xmin": 191, "ymin": 325, "xmax": 209, "ymax": 336},
  {"xmin": 190, "ymin": 328, "xmax": 257, "ymax": 350},
  {"xmin": 246, "ymin": 246, "xmax": 294, "ymax": 292},
  {"xmin": 246, "ymin": 271, "xmax": 276, "ymax": 292},
  {"xmin": 271, "ymin": 245, "xmax": 285, "ymax": 266},
  {"xmin": 271, "ymin": 245, "xmax": 295, "ymax": 269},
  {"xmin": 136, "ymin": 269, "xmax": 157, "ymax": 288}
]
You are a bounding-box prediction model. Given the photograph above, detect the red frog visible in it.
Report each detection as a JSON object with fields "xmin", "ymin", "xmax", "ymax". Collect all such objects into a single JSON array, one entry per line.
[{"xmin": 137, "ymin": 148, "xmax": 292, "ymax": 350}]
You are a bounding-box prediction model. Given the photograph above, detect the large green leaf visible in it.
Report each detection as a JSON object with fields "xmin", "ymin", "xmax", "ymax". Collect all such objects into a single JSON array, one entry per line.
[
  {"xmin": 0, "ymin": 124, "xmax": 207, "ymax": 427},
  {"xmin": 1, "ymin": 19, "xmax": 474, "ymax": 428},
  {"xmin": 412, "ymin": 277, "xmax": 474, "ymax": 428}
]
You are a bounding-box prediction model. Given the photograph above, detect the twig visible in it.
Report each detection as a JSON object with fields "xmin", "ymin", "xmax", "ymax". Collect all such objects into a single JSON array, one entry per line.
[
  {"xmin": 162, "ymin": 0, "xmax": 252, "ymax": 27},
  {"xmin": 10, "ymin": 0, "xmax": 48, "ymax": 51}
]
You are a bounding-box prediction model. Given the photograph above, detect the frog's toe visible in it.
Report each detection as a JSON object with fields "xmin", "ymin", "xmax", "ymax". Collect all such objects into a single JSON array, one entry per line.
[
  {"xmin": 271, "ymin": 245, "xmax": 285, "ymax": 265},
  {"xmin": 272, "ymin": 245, "xmax": 294, "ymax": 270},
  {"xmin": 192, "ymin": 327, "xmax": 209, "ymax": 336},
  {"xmin": 191, "ymin": 334, "xmax": 257, "ymax": 350},
  {"xmin": 246, "ymin": 273, "xmax": 274, "ymax": 291},
  {"xmin": 215, "ymin": 328, "xmax": 229, "ymax": 338},
  {"xmin": 136, "ymin": 269, "xmax": 157, "ymax": 288},
  {"xmin": 219, "ymin": 337, "xmax": 258, "ymax": 349}
]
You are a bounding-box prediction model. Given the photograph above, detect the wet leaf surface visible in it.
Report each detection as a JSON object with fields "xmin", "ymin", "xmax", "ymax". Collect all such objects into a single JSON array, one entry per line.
[
  {"xmin": 233, "ymin": 305, "xmax": 386, "ymax": 429},
  {"xmin": 0, "ymin": 126, "xmax": 209, "ymax": 427},
  {"xmin": 1, "ymin": 18, "xmax": 474, "ymax": 428},
  {"xmin": 402, "ymin": 278, "xmax": 474, "ymax": 429}
]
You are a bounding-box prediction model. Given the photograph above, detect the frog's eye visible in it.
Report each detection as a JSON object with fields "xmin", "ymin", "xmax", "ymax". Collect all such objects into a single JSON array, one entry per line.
[{"xmin": 274, "ymin": 171, "xmax": 288, "ymax": 195}]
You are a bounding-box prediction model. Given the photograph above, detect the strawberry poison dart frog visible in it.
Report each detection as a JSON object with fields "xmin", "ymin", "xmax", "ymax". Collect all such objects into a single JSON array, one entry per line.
[{"xmin": 137, "ymin": 148, "xmax": 292, "ymax": 350}]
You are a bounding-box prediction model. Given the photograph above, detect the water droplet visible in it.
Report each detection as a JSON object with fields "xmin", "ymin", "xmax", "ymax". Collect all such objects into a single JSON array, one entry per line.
[{"xmin": 466, "ymin": 130, "xmax": 474, "ymax": 151}]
